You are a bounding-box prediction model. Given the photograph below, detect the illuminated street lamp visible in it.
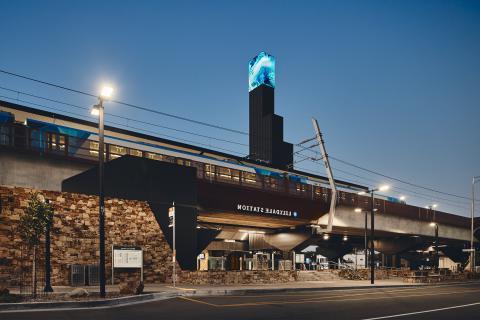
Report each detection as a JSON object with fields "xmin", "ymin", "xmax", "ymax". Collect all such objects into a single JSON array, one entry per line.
[
  {"xmin": 471, "ymin": 176, "xmax": 480, "ymax": 273},
  {"xmin": 91, "ymin": 85, "xmax": 113, "ymax": 298},
  {"xmin": 360, "ymin": 185, "xmax": 390, "ymax": 284},
  {"xmin": 355, "ymin": 207, "xmax": 368, "ymax": 269},
  {"xmin": 429, "ymin": 221, "xmax": 439, "ymax": 273}
]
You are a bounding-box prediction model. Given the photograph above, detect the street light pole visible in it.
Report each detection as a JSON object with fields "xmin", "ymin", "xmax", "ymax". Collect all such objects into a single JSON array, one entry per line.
[
  {"xmin": 370, "ymin": 190, "xmax": 375, "ymax": 284},
  {"xmin": 365, "ymin": 209, "xmax": 368, "ymax": 269},
  {"xmin": 472, "ymin": 176, "xmax": 480, "ymax": 273},
  {"xmin": 355, "ymin": 208, "xmax": 368, "ymax": 268},
  {"xmin": 43, "ymin": 199, "xmax": 53, "ymax": 292},
  {"xmin": 358, "ymin": 184, "xmax": 389, "ymax": 285},
  {"xmin": 98, "ymin": 98, "xmax": 106, "ymax": 298},
  {"xmin": 427, "ymin": 204, "xmax": 439, "ymax": 273},
  {"xmin": 434, "ymin": 223, "xmax": 439, "ymax": 273},
  {"xmin": 91, "ymin": 86, "xmax": 113, "ymax": 299}
]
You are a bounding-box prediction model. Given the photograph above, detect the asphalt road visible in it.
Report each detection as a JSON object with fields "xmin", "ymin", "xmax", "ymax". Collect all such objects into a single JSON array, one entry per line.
[{"xmin": 3, "ymin": 282, "xmax": 480, "ymax": 319}]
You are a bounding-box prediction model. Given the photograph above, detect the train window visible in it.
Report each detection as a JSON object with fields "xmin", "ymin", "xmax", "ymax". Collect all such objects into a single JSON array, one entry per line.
[
  {"xmin": 269, "ymin": 177, "xmax": 278, "ymax": 189},
  {"xmin": 129, "ymin": 149, "xmax": 143, "ymax": 157},
  {"xmin": 110, "ymin": 145, "xmax": 126, "ymax": 159},
  {"xmin": 89, "ymin": 141, "xmax": 99, "ymax": 155},
  {"xmin": 0, "ymin": 123, "xmax": 9, "ymax": 145},
  {"xmin": 146, "ymin": 152, "xmax": 162, "ymax": 161},
  {"xmin": 205, "ymin": 164, "xmax": 216, "ymax": 179},
  {"xmin": 218, "ymin": 167, "xmax": 231, "ymax": 179},
  {"xmin": 243, "ymin": 173, "xmax": 257, "ymax": 184},
  {"xmin": 296, "ymin": 183, "xmax": 307, "ymax": 192},
  {"xmin": 58, "ymin": 134, "xmax": 66, "ymax": 151},
  {"xmin": 177, "ymin": 158, "xmax": 192, "ymax": 166},
  {"xmin": 46, "ymin": 132, "xmax": 56, "ymax": 150},
  {"xmin": 231, "ymin": 169, "xmax": 240, "ymax": 181}
]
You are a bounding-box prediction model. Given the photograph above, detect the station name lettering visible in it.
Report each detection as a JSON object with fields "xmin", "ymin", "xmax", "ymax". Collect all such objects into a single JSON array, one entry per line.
[{"xmin": 236, "ymin": 204, "xmax": 298, "ymax": 218}]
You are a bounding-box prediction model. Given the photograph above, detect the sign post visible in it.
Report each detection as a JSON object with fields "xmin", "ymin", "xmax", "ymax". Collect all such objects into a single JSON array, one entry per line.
[
  {"xmin": 112, "ymin": 246, "xmax": 143, "ymax": 285},
  {"xmin": 169, "ymin": 202, "xmax": 176, "ymax": 287}
]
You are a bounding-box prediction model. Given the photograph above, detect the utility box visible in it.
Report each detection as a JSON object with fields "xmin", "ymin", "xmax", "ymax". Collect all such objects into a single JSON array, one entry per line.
[
  {"xmin": 86, "ymin": 264, "xmax": 99, "ymax": 286},
  {"xmin": 70, "ymin": 264, "xmax": 85, "ymax": 287}
]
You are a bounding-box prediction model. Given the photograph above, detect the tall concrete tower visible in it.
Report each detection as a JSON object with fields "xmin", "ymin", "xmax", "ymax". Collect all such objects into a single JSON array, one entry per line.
[{"xmin": 248, "ymin": 52, "xmax": 293, "ymax": 168}]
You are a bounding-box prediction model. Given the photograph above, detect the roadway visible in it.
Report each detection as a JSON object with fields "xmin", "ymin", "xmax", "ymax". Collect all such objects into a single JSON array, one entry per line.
[{"xmin": 3, "ymin": 282, "xmax": 480, "ymax": 319}]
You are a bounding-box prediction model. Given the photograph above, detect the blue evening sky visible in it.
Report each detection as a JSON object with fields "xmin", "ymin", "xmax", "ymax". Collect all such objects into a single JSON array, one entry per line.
[{"xmin": 0, "ymin": 0, "xmax": 479, "ymax": 216}]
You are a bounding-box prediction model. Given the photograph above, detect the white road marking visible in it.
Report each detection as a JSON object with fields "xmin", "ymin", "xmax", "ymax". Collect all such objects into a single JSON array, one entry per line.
[{"xmin": 361, "ymin": 301, "xmax": 480, "ymax": 319}]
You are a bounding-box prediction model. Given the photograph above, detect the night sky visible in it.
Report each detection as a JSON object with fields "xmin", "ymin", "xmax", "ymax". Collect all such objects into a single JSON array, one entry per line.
[{"xmin": 1, "ymin": 0, "xmax": 479, "ymax": 216}]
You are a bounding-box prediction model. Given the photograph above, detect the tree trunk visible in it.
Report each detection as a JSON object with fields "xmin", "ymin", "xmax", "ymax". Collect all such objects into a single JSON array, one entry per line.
[{"xmin": 32, "ymin": 245, "xmax": 37, "ymax": 298}]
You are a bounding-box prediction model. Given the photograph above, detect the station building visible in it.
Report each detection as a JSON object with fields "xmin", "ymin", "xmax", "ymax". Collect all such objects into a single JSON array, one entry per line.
[{"xmin": 0, "ymin": 53, "xmax": 477, "ymax": 285}]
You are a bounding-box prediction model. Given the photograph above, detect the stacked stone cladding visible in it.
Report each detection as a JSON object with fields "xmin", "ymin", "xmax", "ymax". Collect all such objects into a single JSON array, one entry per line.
[
  {"xmin": 0, "ymin": 185, "xmax": 174, "ymax": 286},
  {"xmin": 178, "ymin": 270, "xmax": 299, "ymax": 285}
]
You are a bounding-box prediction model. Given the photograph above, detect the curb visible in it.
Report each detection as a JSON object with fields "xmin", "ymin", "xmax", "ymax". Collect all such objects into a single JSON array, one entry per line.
[
  {"xmin": 0, "ymin": 292, "xmax": 179, "ymax": 312},
  {"xmin": 181, "ymin": 284, "xmax": 425, "ymax": 296},
  {"xmin": 1, "ymin": 281, "xmax": 477, "ymax": 312}
]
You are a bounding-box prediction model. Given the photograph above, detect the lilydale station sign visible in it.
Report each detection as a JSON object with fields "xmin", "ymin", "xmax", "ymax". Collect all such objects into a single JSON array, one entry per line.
[{"xmin": 236, "ymin": 204, "xmax": 298, "ymax": 218}]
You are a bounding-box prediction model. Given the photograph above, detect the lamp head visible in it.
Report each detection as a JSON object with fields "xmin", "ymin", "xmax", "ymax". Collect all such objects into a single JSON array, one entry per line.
[
  {"xmin": 91, "ymin": 106, "xmax": 100, "ymax": 116},
  {"xmin": 100, "ymin": 86, "xmax": 113, "ymax": 99},
  {"xmin": 378, "ymin": 185, "xmax": 390, "ymax": 192}
]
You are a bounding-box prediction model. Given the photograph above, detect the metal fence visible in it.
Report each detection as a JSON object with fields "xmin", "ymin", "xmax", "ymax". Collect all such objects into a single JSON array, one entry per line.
[{"xmin": 12, "ymin": 245, "xmax": 52, "ymax": 299}]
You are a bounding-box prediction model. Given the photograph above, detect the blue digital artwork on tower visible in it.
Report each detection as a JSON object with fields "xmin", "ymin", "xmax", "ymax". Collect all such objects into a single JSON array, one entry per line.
[{"xmin": 249, "ymin": 51, "xmax": 275, "ymax": 92}]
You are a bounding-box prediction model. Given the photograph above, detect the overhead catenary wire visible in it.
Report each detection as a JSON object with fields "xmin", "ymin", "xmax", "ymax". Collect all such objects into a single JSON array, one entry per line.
[
  {"xmin": 0, "ymin": 86, "xmax": 249, "ymax": 148},
  {"xmin": 296, "ymin": 162, "xmax": 471, "ymax": 211},
  {"xmin": 0, "ymin": 94, "xmax": 246, "ymax": 156},
  {"xmin": 329, "ymin": 156, "xmax": 475, "ymax": 202},
  {"xmin": 0, "ymin": 68, "xmax": 474, "ymax": 205},
  {"xmin": 293, "ymin": 144, "xmax": 476, "ymax": 203},
  {"xmin": 298, "ymin": 151, "xmax": 477, "ymax": 206},
  {"xmin": 293, "ymin": 140, "xmax": 472, "ymax": 210},
  {"xmin": 0, "ymin": 69, "xmax": 249, "ymax": 136}
]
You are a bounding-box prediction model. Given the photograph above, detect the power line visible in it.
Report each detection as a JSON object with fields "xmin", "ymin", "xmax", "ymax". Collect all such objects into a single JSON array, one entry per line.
[
  {"xmin": 0, "ymin": 69, "xmax": 249, "ymax": 136},
  {"xmin": 0, "ymin": 86, "xmax": 249, "ymax": 148},
  {"xmin": 302, "ymin": 154, "xmax": 476, "ymax": 207},
  {"xmin": 330, "ymin": 165, "xmax": 471, "ymax": 209},
  {"xmin": 329, "ymin": 156, "xmax": 475, "ymax": 202},
  {"xmin": 0, "ymin": 94, "xmax": 246, "ymax": 156},
  {"xmin": 1, "ymin": 68, "xmax": 474, "ymax": 203},
  {"xmin": 294, "ymin": 145, "xmax": 476, "ymax": 203},
  {"xmin": 297, "ymin": 161, "xmax": 470, "ymax": 211}
]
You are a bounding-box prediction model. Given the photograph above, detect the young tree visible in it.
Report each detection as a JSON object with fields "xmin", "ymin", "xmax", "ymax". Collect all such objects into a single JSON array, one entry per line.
[{"xmin": 18, "ymin": 192, "xmax": 53, "ymax": 298}]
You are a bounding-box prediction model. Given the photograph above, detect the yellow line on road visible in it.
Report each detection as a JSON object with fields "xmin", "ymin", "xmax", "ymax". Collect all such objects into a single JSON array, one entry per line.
[
  {"xmin": 178, "ymin": 296, "xmax": 220, "ymax": 307},
  {"xmin": 210, "ymin": 282, "xmax": 480, "ymax": 299},
  {"xmin": 166, "ymin": 286, "xmax": 196, "ymax": 291},
  {"xmin": 197, "ymin": 284, "xmax": 478, "ymax": 300},
  {"xmin": 179, "ymin": 288, "xmax": 480, "ymax": 308}
]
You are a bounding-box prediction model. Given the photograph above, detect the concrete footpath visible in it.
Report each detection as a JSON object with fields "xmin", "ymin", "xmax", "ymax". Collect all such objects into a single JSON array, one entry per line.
[{"xmin": 0, "ymin": 279, "xmax": 448, "ymax": 312}]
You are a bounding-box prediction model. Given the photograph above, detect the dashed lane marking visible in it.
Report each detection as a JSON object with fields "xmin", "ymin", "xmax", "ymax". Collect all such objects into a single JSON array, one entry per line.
[{"xmin": 361, "ymin": 301, "xmax": 480, "ymax": 319}]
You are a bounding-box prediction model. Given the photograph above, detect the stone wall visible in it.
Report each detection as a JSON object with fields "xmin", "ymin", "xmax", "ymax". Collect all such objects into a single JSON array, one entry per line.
[
  {"xmin": 0, "ymin": 185, "xmax": 174, "ymax": 286},
  {"xmin": 178, "ymin": 270, "xmax": 298, "ymax": 285}
]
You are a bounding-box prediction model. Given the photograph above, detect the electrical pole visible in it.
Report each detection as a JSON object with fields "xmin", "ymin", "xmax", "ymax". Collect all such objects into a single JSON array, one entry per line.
[
  {"xmin": 370, "ymin": 190, "xmax": 375, "ymax": 284},
  {"xmin": 98, "ymin": 99, "xmax": 106, "ymax": 298},
  {"xmin": 312, "ymin": 117, "xmax": 336, "ymax": 232},
  {"xmin": 365, "ymin": 209, "xmax": 368, "ymax": 269},
  {"xmin": 472, "ymin": 176, "xmax": 479, "ymax": 273}
]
